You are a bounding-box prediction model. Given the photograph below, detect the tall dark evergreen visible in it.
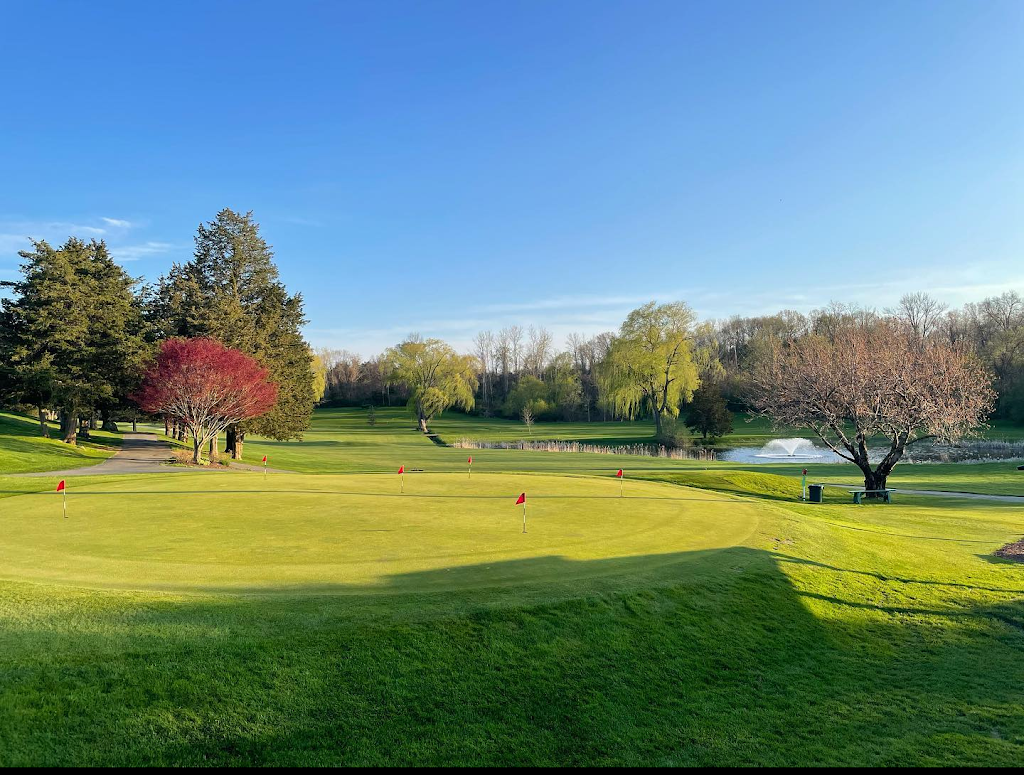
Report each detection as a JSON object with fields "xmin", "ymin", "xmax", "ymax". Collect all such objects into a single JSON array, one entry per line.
[
  {"xmin": 685, "ymin": 379, "xmax": 734, "ymax": 441},
  {"xmin": 156, "ymin": 209, "xmax": 316, "ymax": 458},
  {"xmin": 0, "ymin": 238, "xmax": 147, "ymax": 443}
]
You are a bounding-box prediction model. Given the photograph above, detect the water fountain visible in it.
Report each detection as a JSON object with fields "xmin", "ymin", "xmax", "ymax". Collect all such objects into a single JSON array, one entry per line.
[{"xmin": 755, "ymin": 438, "xmax": 823, "ymax": 459}]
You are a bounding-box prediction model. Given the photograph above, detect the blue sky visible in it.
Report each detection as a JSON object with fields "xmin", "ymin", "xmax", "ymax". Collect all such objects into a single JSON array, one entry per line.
[{"xmin": 1, "ymin": 0, "xmax": 1022, "ymax": 354}]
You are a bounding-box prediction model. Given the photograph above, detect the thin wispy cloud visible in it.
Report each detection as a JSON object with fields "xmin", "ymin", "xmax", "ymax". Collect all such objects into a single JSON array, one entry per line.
[
  {"xmin": 110, "ymin": 241, "xmax": 176, "ymax": 262},
  {"xmin": 0, "ymin": 216, "xmax": 177, "ymax": 268},
  {"xmin": 308, "ymin": 265, "xmax": 1024, "ymax": 356}
]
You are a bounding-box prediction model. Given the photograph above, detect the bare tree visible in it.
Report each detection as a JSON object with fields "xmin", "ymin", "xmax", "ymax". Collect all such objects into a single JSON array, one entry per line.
[
  {"xmin": 888, "ymin": 292, "xmax": 948, "ymax": 340},
  {"xmin": 752, "ymin": 320, "xmax": 995, "ymax": 494},
  {"xmin": 524, "ymin": 325, "xmax": 553, "ymax": 377},
  {"xmin": 507, "ymin": 325, "xmax": 524, "ymax": 375},
  {"xmin": 473, "ymin": 330, "xmax": 495, "ymax": 412},
  {"xmin": 521, "ymin": 405, "xmax": 534, "ymax": 434},
  {"xmin": 495, "ymin": 327, "xmax": 513, "ymax": 398}
]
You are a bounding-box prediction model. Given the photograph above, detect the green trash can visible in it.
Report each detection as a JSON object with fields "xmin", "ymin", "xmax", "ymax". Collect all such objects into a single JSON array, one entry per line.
[{"xmin": 807, "ymin": 484, "xmax": 824, "ymax": 503}]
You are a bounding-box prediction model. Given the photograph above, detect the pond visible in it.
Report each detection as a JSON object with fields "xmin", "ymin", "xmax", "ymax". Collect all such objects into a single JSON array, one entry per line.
[{"xmin": 718, "ymin": 438, "xmax": 1024, "ymax": 465}]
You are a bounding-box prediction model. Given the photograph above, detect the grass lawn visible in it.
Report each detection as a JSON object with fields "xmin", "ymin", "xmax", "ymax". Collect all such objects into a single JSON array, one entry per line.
[
  {"xmin": 1, "ymin": 407, "xmax": 1023, "ymax": 765},
  {"xmin": 0, "ymin": 412, "xmax": 122, "ymax": 474}
]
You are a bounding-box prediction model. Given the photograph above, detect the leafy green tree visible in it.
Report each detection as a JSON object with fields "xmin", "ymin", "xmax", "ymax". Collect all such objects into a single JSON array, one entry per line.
[
  {"xmin": 603, "ymin": 301, "xmax": 701, "ymax": 439},
  {"xmin": 155, "ymin": 209, "xmax": 316, "ymax": 458},
  {"xmin": 311, "ymin": 353, "xmax": 327, "ymax": 404},
  {"xmin": 503, "ymin": 375, "xmax": 550, "ymax": 419},
  {"xmin": 685, "ymin": 380, "xmax": 734, "ymax": 441},
  {"xmin": 548, "ymin": 352, "xmax": 583, "ymax": 420},
  {"xmin": 385, "ymin": 337, "xmax": 477, "ymax": 432}
]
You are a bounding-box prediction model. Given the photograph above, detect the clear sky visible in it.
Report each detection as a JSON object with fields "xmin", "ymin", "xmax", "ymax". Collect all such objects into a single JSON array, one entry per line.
[{"xmin": 2, "ymin": 0, "xmax": 1022, "ymax": 354}]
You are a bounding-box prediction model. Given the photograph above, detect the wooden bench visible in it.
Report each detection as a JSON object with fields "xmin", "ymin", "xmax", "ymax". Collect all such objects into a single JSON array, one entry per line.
[{"xmin": 851, "ymin": 489, "xmax": 893, "ymax": 504}]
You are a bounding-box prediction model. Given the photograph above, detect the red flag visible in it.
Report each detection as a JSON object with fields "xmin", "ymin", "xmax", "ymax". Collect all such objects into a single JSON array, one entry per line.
[
  {"xmin": 616, "ymin": 469, "xmax": 623, "ymax": 478},
  {"xmin": 56, "ymin": 480, "xmax": 65, "ymax": 492},
  {"xmin": 398, "ymin": 465, "xmax": 405, "ymax": 474},
  {"xmin": 468, "ymin": 456, "xmax": 472, "ymax": 464},
  {"xmin": 515, "ymin": 492, "xmax": 525, "ymax": 505},
  {"xmin": 262, "ymin": 455, "xmax": 268, "ymax": 463}
]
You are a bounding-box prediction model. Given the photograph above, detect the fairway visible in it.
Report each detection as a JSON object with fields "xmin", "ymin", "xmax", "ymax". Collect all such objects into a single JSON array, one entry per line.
[{"xmin": 0, "ymin": 472, "xmax": 760, "ymax": 593}]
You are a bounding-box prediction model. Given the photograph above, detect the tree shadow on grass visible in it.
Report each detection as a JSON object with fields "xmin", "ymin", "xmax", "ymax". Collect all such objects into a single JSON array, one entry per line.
[{"xmin": 1, "ymin": 547, "xmax": 1022, "ymax": 766}]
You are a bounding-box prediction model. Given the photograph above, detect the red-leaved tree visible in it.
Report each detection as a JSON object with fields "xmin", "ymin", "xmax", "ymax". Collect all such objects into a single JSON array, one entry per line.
[{"xmin": 134, "ymin": 338, "xmax": 278, "ymax": 464}]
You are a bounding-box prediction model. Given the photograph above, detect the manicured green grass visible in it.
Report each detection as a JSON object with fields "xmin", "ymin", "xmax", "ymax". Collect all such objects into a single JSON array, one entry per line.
[
  {"xmin": 237, "ymin": 407, "xmax": 710, "ymax": 476},
  {"xmin": 0, "ymin": 472, "xmax": 760, "ymax": 592},
  {"xmin": 0, "ymin": 411, "xmax": 122, "ymax": 474},
  {"xmin": 1, "ymin": 407, "xmax": 1023, "ymax": 765}
]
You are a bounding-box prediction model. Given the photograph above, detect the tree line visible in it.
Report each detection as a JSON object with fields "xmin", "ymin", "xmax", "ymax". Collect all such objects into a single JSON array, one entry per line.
[
  {"xmin": 319, "ymin": 290, "xmax": 1016, "ymax": 446},
  {"xmin": 0, "ymin": 209, "xmax": 319, "ymax": 457},
  {"xmin": 321, "ymin": 301, "xmax": 731, "ymax": 443}
]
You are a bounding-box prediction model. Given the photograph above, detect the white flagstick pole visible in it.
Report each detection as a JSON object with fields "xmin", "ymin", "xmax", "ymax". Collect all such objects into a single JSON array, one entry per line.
[
  {"xmin": 620, "ymin": 476, "xmax": 623, "ymax": 498},
  {"xmin": 522, "ymin": 501, "xmax": 527, "ymax": 533},
  {"xmin": 63, "ymin": 488, "xmax": 67, "ymax": 520},
  {"xmin": 264, "ymin": 457, "xmax": 267, "ymax": 481}
]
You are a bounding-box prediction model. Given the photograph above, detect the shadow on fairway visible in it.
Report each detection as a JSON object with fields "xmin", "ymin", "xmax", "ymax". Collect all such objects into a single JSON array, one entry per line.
[{"xmin": 1, "ymin": 547, "xmax": 1022, "ymax": 767}]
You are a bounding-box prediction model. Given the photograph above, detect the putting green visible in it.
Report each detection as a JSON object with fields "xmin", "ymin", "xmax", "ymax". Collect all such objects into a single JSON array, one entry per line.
[{"xmin": 0, "ymin": 472, "xmax": 761, "ymax": 593}]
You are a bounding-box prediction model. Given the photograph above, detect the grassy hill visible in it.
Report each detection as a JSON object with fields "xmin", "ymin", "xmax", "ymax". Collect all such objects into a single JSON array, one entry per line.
[{"xmin": 0, "ymin": 411, "xmax": 122, "ymax": 474}]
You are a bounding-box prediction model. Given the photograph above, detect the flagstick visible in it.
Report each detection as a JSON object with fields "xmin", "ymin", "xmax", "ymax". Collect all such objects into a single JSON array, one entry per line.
[
  {"xmin": 264, "ymin": 458, "xmax": 267, "ymax": 481},
  {"xmin": 401, "ymin": 471, "xmax": 405, "ymax": 493},
  {"xmin": 63, "ymin": 489, "xmax": 67, "ymax": 520},
  {"xmin": 522, "ymin": 502, "xmax": 527, "ymax": 533},
  {"xmin": 620, "ymin": 477, "xmax": 623, "ymax": 498}
]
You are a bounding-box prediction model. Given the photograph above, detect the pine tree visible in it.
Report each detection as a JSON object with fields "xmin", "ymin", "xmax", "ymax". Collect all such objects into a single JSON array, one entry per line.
[
  {"xmin": 155, "ymin": 209, "xmax": 316, "ymax": 458},
  {"xmin": 0, "ymin": 238, "xmax": 147, "ymax": 443},
  {"xmin": 685, "ymin": 380, "xmax": 734, "ymax": 441}
]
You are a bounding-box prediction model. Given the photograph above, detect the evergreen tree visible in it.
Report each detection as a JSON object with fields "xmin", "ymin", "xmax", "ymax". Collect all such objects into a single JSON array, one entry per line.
[
  {"xmin": 685, "ymin": 380, "xmax": 734, "ymax": 441},
  {"xmin": 156, "ymin": 209, "xmax": 316, "ymax": 458},
  {"xmin": 0, "ymin": 238, "xmax": 147, "ymax": 443}
]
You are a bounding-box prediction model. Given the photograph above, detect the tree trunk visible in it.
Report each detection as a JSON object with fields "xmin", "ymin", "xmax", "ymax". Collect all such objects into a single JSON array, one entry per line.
[
  {"xmin": 225, "ymin": 426, "xmax": 245, "ymax": 460},
  {"xmin": 101, "ymin": 409, "xmax": 118, "ymax": 432},
  {"xmin": 653, "ymin": 410, "xmax": 664, "ymax": 439},
  {"xmin": 60, "ymin": 410, "xmax": 77, "ymax": 445},
  {"xmin": 192, "ymin": 436, "xmax": 203, "ymax": 465},
  {"xmin": 209, "ymin": 432, "xmax": 218, "ymax": 462},
  {"xmin": 164, "ymin": 415, "xmax": 170, "ymax": 436},
  {"xmin": 863, "ymin": 469, "xmax": 888, "ymax": 495},
  {"xmin": 37, "ymin": 406, "xmax": 50, "ymax": 439}
]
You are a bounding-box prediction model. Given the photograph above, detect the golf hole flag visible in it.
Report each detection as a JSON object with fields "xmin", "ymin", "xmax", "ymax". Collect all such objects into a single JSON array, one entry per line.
[
  {"xmin": 468, "ymin": 455, "xmax": 472, "ymax": 479},
  {"xmin": 262, "ymin": 455, "xmax": 268, "ymax": 480},
  {"xmin": 516, "ymin": 492, "xmax": 527, "ymax": 533},
  {"xmin": 57, "ymin": 479, "xmax": 66, "ymax": 519},
  {"xmin": 398, "ymin": 465, "xmax": 405, "ymax": 493},
  {"xmin": 616, "ymin": 469, "xmax": 624, "ymax": 497}
]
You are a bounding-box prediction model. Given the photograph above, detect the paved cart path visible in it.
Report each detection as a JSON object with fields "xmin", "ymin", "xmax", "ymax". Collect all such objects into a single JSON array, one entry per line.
[
  {"xmin": 828, "ymin": 483, "xmax": 1024, "ymax": 504},
  {"xmin": 14, "ymin": 433, "xmax": 289, "ymax": 477}
]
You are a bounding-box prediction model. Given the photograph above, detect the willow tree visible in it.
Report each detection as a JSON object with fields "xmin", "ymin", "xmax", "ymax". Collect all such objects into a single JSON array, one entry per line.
[
  {"xmin": 751, "ymin": 320, "xmax": 995, "ymax": 493},
  {"xmin": 602, "ymin": 302, "xmax": 702, "ymax": 438},
  {"xmin": 386, "ymin": 338, "xmax": 477, "ymax": 433}
]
